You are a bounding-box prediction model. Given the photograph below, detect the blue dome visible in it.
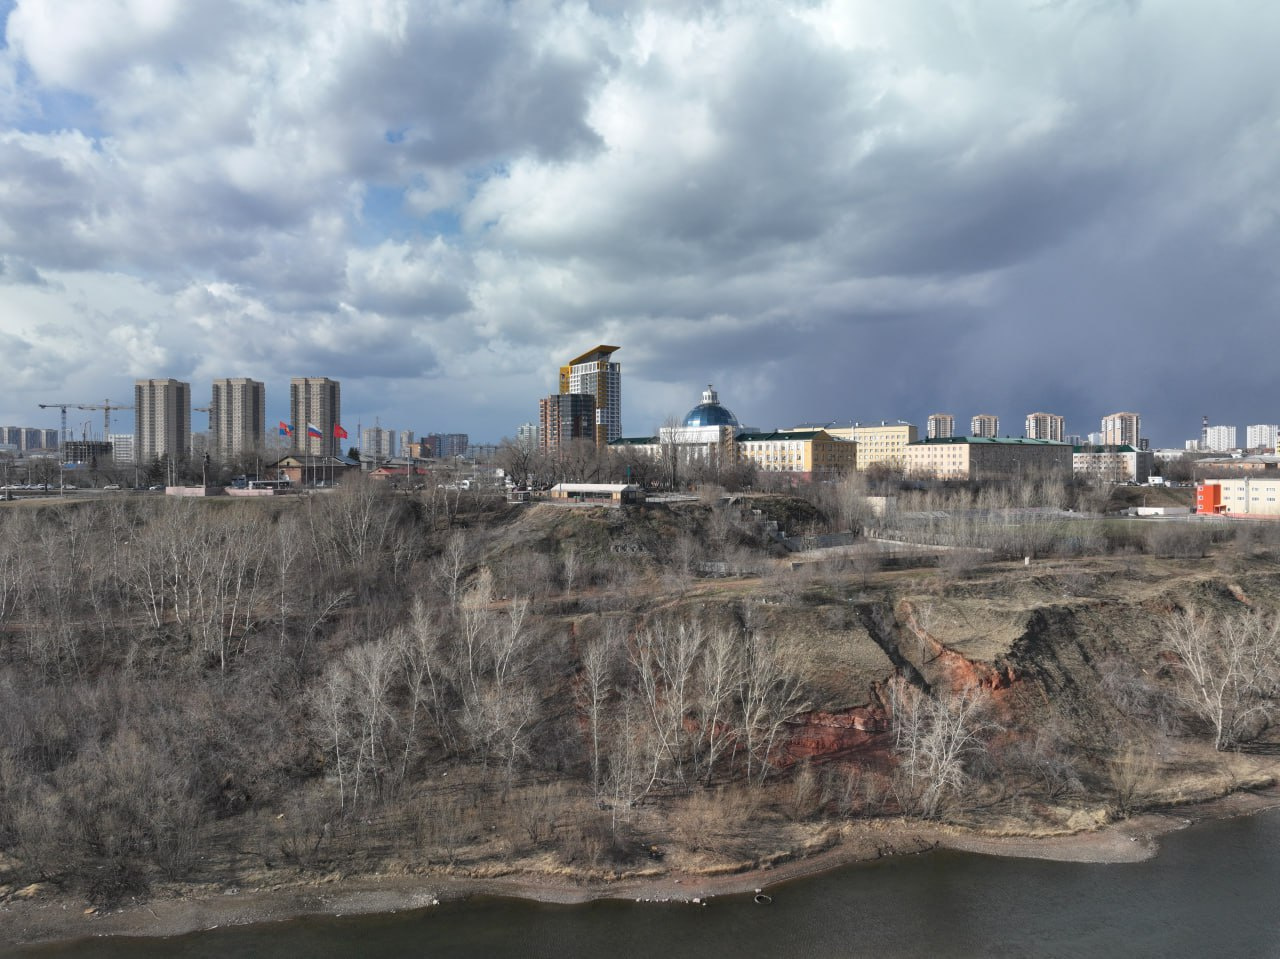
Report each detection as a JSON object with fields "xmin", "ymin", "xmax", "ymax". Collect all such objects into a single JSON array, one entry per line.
[{"xmin": 683, "ymin": 386, "xmax": 739, "ymax": 428}]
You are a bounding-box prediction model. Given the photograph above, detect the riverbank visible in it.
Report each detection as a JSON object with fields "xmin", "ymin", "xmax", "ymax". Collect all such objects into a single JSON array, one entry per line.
[{"xmin": 6, "ymin": 785, "xmax": 1279, "ymax": 952}]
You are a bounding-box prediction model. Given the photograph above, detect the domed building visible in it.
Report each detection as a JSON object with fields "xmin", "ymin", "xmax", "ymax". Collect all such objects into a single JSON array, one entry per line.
[
  {"xmin": 682, "ymin": 386, "xmax": 740, "ymax": 430},
  {"xmin": 610, "ymin": 384, "xmax": 752, "ymax": 484},
  {"xmin": 609, "ymin": 382, "xmax": 855, "ymax": 487}
]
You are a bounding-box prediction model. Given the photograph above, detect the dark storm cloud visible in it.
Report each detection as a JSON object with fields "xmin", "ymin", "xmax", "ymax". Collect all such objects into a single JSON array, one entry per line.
[{"xmin": 0, "ymin": 1, "xmax": 1278, "ymax": 444}]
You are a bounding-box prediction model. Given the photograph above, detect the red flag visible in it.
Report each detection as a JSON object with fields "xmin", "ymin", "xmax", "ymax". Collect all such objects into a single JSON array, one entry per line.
[{"xmin": 334, "ymin": 424, "xmax": 349, "ymax": 439}]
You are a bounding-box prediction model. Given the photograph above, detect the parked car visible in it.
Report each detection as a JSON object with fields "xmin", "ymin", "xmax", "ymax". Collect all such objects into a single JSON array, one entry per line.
[{"xmin": 103, "ymin": 484, "xmax": 121, "ymax": 490}]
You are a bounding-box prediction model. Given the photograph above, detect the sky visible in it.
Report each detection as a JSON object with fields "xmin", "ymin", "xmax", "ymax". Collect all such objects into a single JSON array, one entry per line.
[{"xmin": 0, "ymin": 0, "xmax": 1277, "ymax": 449}]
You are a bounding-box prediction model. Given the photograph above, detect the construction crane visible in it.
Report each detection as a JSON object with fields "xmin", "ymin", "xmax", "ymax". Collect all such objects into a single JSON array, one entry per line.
[
  {"xmin": 78, "ymin": 399, "xmax": 134, "ymax": 440},
  {"xmin": 36, "ymin": 403, "xmax": 77, "ymax": 459}
]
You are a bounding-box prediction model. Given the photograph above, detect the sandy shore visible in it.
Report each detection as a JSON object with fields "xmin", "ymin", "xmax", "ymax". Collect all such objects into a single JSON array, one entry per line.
[{"xmin": 5, "ymin": 786, "xmax": 1279, "ymax": 952}]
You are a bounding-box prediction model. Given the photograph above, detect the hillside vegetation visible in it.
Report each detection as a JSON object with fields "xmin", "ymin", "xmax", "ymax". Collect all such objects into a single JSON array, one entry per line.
[{"xmin": 1, "ymin": 484, "xmax": 1278, "ymax": 908}]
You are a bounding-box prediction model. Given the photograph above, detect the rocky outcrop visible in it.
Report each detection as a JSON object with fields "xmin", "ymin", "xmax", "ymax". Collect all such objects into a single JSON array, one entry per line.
[{"xmin": 784, "ymin": 706, "xmax": 890, "ymax": 763}]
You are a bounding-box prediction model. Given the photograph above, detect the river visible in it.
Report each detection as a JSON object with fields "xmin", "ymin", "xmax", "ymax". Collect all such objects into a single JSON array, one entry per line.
[{"xmin": 15, "ymin": 808, "xmax": 1280, "ymax": 958}]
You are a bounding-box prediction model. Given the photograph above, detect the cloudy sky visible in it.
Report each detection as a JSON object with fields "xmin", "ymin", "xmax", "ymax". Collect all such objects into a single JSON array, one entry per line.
[{"xmin": 1, "ymin": 0, "xmax": 1277, "ymax": 448}]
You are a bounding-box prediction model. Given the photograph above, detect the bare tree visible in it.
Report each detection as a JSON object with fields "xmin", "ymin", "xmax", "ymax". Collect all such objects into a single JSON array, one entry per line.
[
  {"xmin": 695, "ymin": 621, "xmax": 742, "ymax": 785},
  {"xmin": 1162, "ymin": 607, "xmax": 1280, "ymax": 750},
  {"xmin": 433, "ymin": 531, "xmax": 469, "ymax": 609},
  {"xmin": 562, "ymin": 546, "xmax": 581, "ymax": 597},
  {"xmin": 631, "ymin": 618, "xmax": 705, "ymax": 790},
  {"xmin": 577, "ymin": 624, "xmax": 621, "ymax": 795},
  {"xmin": 888, "ymin": 678, "xmax": 997, "ymax": 819},
  {"xmin": 310, "ymin": 638, "xmax": 398, "ymax": 808},
  {"xmin": 738, "ymin": 629, "xmax": 808, "ymax": 785}
]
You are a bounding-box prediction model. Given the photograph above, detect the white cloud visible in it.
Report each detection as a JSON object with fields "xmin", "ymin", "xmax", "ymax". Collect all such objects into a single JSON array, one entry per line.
[{"xmin": 0, "ymin": 0, "xmax": 1276, "ymax": 443}]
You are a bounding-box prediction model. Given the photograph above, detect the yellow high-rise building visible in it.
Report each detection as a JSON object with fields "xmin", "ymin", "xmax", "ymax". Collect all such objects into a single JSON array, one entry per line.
[{"xmin": 559, "ymin": 345, "xmax": 621, "ymax": 446}]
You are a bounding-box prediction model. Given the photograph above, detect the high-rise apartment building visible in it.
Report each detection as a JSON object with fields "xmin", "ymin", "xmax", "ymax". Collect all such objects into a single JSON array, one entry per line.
[
  {"xmin": 209, "ymin": 378, "xmax": 265, "ymax": 459},
  {"xmin": 424, "ymin": 433, "xmax": 469, "ymax": 458},
  {"xmin": 927, "ymin": 414, "xmax": 955, "ymax": 439},
  {"xmin": 560, "ymin": 345, "xmax": 621, "ymax": 445},
  {"xmin": 1025, "ymin": 412, "xmax": 1065, "ymax": 442},
  {"xmin": 1246, "ymin": 424, "xmax": 1278, "ymax": 451},
  {"xmin": 289, "ymin": 377, "xmax": 341, "ymax": 457},
  {"xmin": 109, "ymin": 433, "xmax": 135, "ymax": 464},
  {"xmin": 398, "ymin": 430, "xmax": 414, "ymax": 457},
  {"xmin": 516, "ymin": 422, "xmax": 539, "ymax": 449},
  {"xmin": 970, "ymin": 414, "xmax": 999, "ymax": 438},
  {"xmin": 1203, "ymin": 425, "xmax": 1238, "ymax": 452},
  {"xmin": 540, "ymin": 394, "xmax": 596, "ymax": 454},
  {"xmin": 1101, "ymin": 412, "xmax": 1141, "ymax": 448},
  {"xmin": 135, "ymin": 378, "xmax": 192, "ymax": 463},
  {"xmin": 362, "ymin": 425, "xmax": 394, "ymax": 461}
]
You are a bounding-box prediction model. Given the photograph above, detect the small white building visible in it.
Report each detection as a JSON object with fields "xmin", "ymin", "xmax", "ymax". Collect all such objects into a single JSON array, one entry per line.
[{"xmin": 549, "ymin": 483, "xmax": 645, "ymax": 505}]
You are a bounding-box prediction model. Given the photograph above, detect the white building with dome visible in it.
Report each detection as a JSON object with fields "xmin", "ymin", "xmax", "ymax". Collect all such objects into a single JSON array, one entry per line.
[
  {"xmin": 610, "ymin": 385, "xmax": 753, "ymax": 472},
  {"xmin": 657, "ymin": 385, "xmax": 753, "ymax": 449},
  {"xmin": 611, "ymin": 384, "xmax": 855, "ymax": 484}
]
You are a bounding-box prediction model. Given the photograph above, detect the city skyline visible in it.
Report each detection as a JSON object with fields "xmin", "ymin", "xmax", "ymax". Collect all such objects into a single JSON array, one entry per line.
[
  {"xmin": 8, "ymin": 371, "xmax": 1280, "ymax": 456},
  {"xmin": 0, "ymin": 3, "xmax": 1277, "ymax": 446}
]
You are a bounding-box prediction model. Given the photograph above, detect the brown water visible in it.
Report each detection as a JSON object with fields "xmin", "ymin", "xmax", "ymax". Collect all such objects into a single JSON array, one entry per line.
[{"xmin": 14, "ymin": 808, "xmax": 1280, "ymax": 958}]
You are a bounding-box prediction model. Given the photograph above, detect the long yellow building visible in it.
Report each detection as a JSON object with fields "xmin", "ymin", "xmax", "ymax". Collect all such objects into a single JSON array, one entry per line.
[
  {"xmin": 825, "ymin": 422, "xmax": 918, "ymax": 471},
  {"xmin": 735, "ymin": 429, "xmax": 856, "ymax": 477}
]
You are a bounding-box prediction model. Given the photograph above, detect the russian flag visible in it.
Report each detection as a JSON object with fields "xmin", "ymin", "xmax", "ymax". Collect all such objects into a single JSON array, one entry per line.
[
  {"xmin": 278, "ymin": 421, "xmax": 293, "ymax": 437},
  {"xmin": 306, "ymin": 423, "xmax": 323, "ymax": 439}
]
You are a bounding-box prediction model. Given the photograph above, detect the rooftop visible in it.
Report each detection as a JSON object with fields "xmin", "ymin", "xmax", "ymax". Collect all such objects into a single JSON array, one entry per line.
[
  {"xmin": 911, "ymin": 437, "xmax": 1070, "ymax": 446},
  {"xmin": 738, "ymin": 430, "xmax": 836, "ymax": 442},
  {"xmin": 683, "ymin": 385, "xmax": 740, "ymax": 429},
  {"xmin": 566, "ymin": 345, "xmax": 620, "ymax": 367}
]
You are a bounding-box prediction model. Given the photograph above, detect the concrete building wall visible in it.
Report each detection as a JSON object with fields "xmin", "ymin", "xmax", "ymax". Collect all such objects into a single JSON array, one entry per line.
[
  {"xmin": 906, "ymin": 438, "xmax": 1072, "ymax": 482},
  {"xmin": 1025, "ymin": 412, "xmax": 1065, "ymax": 442},
  {"xmin": 1204, "ymin": 425, "xmax": 1238, "ymax": 451},
  {"xmin": 927, "ymin": 414, "xmax": 955, "ymax": 439},
  {"xmin": 289, "ymin": 377, "xmax": 341, "ymax": 457},
  {"xmin": 1101, "ymin": 412, "xmax": 1141, "ymax": 447},
  {"xmin": 1198, "ymin": 478, "xmax": 1280, "ymax": 516},
  {"xmin": 1073, "ymin": 447, "xmax": 1153, "ymax": 484},
  {"xmin": 134, "ymin": 378, "xmax": 191, "ymax": 463},
  {"xmin": 1246, "ymin": 424, "xmax": 1278, "ymax": 450},
  {"xmin": 970, "ymin": 414, "xmax": 999, "ymax": 438},
  {"xmin": 210, "ymin": 377, "xmax": 265, "ymax": 459},
  {"xmin": 827, "ymin": 423, "xmax": 917, "ymax": 471}
]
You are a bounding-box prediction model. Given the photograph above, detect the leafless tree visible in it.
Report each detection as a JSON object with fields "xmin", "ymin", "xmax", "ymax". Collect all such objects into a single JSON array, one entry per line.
[
  {"xmin": 888, "ymin": 677, "xmax": 997, "ymax": 819},
  {"xmin": 562, "ymin": 545, "xmax": 581, "ymax": 596},
  {"xmin": 631, "ymin": 618, "xmax": 707, "ymax": 790},
  {"xmin": 738, "ymin": 629, "xmax": 808, "ymax": 785},
  {"xmin": 310, "ymin": 638, "xmax": 398, "ymax": 808},
  {"xmin": 695, "ymin": 621, "xmax": 742, "ymax": 785},
  {"xmin": 433, "ymin": 531, "xmax": 469, "ymax": 608},
  {"xmin": 1162, "ymin": 607, "xmax": 1280, "ymax": 750},
  {"xmin": 577, "ymin": 623, "xmax": 621, "ymax": 795}
]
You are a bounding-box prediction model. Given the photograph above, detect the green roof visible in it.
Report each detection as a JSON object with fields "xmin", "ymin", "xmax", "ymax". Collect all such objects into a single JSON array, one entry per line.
[
  {"xmin": 737, "ymin": 430, "xmax": 829, "ymax": 442},
  {"xmin": 609, "ymin": 436, "xmax": 658, "ymax": 446},
  {"xmin": 1072, "ymin": 444, "xmax": 1138, "ymax": 453},
  {"xmin": 911, "ymin": 437, "xmax": 1070, "ymax": 447}
]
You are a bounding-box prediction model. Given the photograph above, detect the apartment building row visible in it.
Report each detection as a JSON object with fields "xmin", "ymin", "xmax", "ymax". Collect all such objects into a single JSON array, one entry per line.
[
  {"xmin": 0, "ymin": 427, "xmax": 61, "ymax": 453},
  {"xmin": 128, "ymin": 377, "xmax": 344, "ymax": 464},
  {"xmin": 1187, "ymin": 423, "xmax": 1280, "ymax": 453}
]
